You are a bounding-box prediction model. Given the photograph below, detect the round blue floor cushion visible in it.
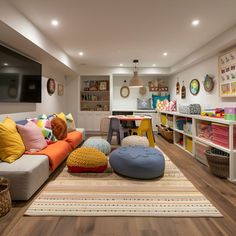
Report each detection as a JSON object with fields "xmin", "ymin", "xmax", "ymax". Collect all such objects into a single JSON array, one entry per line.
[
  {"xmin": 109, "ymin": 146, "xmax": 165, "ymax": 179},
  {"xmin": 82, "ymin": 137, "xmax": 111, "ymax": 155}
]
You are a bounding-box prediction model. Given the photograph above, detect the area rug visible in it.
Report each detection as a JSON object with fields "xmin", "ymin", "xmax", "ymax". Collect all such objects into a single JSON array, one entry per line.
[{"xmin": 25, "ymin": 148, "xmax": 222, "ymax": 217}]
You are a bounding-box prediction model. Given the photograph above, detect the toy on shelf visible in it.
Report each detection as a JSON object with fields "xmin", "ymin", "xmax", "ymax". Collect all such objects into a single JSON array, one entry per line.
[
  {"xmin": 224, "ymin": 107, "xmax": 236, "ymax": 121},
  {"xmin": 201, "ymin": 108, "xmax": 224, "ymax": 118}
]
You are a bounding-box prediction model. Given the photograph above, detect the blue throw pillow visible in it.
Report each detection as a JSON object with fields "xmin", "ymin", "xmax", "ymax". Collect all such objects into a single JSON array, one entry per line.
[{"xmin": 152, "ymin": 94, "xmax": 170, "ymax": 109}]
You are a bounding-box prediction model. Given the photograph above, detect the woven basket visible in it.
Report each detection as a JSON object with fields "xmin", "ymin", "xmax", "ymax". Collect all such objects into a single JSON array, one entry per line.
[
  {"xmin": 205, "ymin": 148, "xmax": 229, "ymax": 178},
  {"xmin": 0, "ymin": 177, "xmax": 11, "ymax": 217}
]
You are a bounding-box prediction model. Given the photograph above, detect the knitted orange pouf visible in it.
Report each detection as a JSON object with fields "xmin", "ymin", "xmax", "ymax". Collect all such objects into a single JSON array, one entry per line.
[{"xmin": 66, "ymin": 147, "xmax": 108, "ymax": 173}]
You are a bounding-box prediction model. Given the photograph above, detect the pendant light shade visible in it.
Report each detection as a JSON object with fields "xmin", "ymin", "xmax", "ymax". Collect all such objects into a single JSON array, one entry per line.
[{"xmin": 129, "ymin": 59, "xmax": 143, "ymax": 87}]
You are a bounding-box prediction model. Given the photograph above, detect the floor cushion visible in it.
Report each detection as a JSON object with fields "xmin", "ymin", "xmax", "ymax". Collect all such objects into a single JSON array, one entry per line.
[
  {"xmin": 83, "ymin": 137, "xmax": 111, "ymax": 155},
  {"xmin": 109, "ymin": 146, "xmax": 165, "ymax": 179},
  {"xmin": 67, "ymin": 147, "xmax": 108, "ymax": 173},
  {"xmin": 121, "ymin": 135, "xmax": 149, "ymax": 147}
]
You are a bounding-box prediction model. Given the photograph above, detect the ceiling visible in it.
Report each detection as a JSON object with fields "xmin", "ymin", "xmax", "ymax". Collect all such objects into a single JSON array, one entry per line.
[{"xmin": 9, "ymin": 0, "xmax": 236, "ymax": 68}]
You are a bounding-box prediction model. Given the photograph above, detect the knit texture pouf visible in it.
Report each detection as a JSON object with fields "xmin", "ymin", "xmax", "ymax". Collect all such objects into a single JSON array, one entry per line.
[
  {"xmin": 67, "ymin": 147, "xmax": 108, "ymax": 173},
  {"xmin": 121, "ymin": 135, "xmax": 149, "ymax": 147},
  {"xmin": 83, "ymin": 137, "xmax": 111, "ymax": 155},
  {"xmin": 109, "ymin": 146, "xmax": 165, "ymax": 179}
]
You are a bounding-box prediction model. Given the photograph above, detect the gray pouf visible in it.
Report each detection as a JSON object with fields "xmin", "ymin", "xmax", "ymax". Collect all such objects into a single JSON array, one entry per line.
[
  {"xmin": 121, "ymin": 135, "xmax": 149, "ymax": 147},
  {"xmin": 83, "ymin": 137, "xmax": 111, "ymax": 155},
  {"xmin": 109, "ymin": 146, "xmax": 165, "ymax": 179}
]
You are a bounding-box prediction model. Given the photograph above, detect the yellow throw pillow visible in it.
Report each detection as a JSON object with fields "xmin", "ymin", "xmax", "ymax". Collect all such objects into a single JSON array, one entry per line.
[
  {"xmin": 56, "ymin": 112, "xmax": 67, "ymax": 123},
  {"xmin": 0, "ymin": 117, "xmax": 25, "ymax": 163}
]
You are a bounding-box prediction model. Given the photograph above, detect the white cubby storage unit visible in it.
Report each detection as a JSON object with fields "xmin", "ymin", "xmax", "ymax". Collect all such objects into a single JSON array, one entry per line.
[{"xmin": 157, "ymin": 111, "xmax": 236, "ymax": 182}]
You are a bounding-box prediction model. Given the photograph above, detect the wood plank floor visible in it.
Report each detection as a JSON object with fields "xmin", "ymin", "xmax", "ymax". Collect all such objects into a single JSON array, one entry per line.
[{"xmin": 0, "ymin": 135, "xmax": 236, "ymax": 236}]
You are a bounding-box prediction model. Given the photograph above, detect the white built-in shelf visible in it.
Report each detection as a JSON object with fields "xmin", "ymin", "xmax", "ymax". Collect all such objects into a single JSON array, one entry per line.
[
  {"xmin": 81, "ymin": 100, "xmax": 109, "ymax": 103},
  {"xmin": 81, "ymin": 90, "xmax": 109, "ymax": 93},
  {"xmin": 157, "ymin": 110, "xmax": 236, "ymax": 182}
]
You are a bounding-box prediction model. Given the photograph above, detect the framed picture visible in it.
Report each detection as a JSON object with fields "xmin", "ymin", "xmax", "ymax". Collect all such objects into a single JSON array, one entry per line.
[
  {"xmin": 99, "ymin": 81, "xmax": 108, "ymax": 91},
  {"xmin": 58, "ymin": 84, "xmax": 64, "ymax": 96},
  {"xmin": 47, "ymin": 78, "xmax": 56, "ymax": 96},
  {"xmin": 189, "ymin": 79, "xmax": 200, "ymax": 95}
]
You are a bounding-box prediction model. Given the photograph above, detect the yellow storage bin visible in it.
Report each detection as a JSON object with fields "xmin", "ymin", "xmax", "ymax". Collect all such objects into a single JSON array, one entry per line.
[
  {"xmin": 161, "ymin": 114, "xmax": 167, "ymax": 126},
  {"xmin": 185, "ymin": 137, "xmax": 193, "ymax": 153}
]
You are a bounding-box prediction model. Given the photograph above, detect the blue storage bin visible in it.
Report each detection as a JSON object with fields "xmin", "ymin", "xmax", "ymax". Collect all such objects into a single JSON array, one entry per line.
[{"xmin": 176, "ymin": 118, "xmax": 186, "ymax": 130}]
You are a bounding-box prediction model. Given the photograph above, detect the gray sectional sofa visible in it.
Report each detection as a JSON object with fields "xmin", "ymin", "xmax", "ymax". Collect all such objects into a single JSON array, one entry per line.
[{"xmin": 0, "ymin": 128, "xmax": 85, "ymax": 201}]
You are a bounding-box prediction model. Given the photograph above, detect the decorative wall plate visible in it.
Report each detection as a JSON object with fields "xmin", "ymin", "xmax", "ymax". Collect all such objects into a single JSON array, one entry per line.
[
  {"xmin": 47, "ymin": 78, "xmax": 56, "ymax": 96},
  {"xmin": 189, "ymin": 79, "xmax": 200, "ymax": 95},
  {"xmin": 203, "ymin": 74, "xmax": 214, "ymax": 92},
  {"xmin": 120, "ymin": 86, "xmax": 130, "ymax": 98},
  {"xmin": 139, "ymin": 86, "xmax": 147, "ymax": 95}
]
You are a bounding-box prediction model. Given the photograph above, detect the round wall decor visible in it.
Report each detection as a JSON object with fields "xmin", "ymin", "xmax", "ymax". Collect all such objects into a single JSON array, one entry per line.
[
  {"xmin": 120, "ymin": 86, "xmax": 130, "ymax": 98},
  {"xmin": 139, "ymin": 86, "xmax": 147, "ymax": 95},
  {"xmin": 203, "ymin": 74, "xmax": 214, "ymax": 92},
  {"xmin": 189, "ymin": 79, "xmax": 200, "ymax": 95},
  {"xmin": 47, "ymin": 78, "xmax": 56, "ymax": 96}
]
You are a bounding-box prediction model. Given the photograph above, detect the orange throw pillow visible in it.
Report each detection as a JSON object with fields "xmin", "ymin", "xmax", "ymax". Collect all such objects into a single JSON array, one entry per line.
[{"xmin": 51, "ymin": 117, "xmax": 67, "ymax": 140}]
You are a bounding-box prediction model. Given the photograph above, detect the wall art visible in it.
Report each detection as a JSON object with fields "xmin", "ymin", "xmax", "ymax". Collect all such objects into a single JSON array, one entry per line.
[
  {"xmin": 189, "ymin": 79, "xmax": 200, "ymax": 95},
  {"xmin": 47, "ymin": 78, "xmax": 56, "ymax": 96},
  {"xmin": 58, "ymin": 84, "xmax": 64, "ymax": 96}
]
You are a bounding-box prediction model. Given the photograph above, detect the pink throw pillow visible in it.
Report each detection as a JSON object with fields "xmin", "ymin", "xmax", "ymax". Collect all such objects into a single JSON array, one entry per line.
[{"xmin": 17, "ymin": 121, "xmax": 48, "ymax": 152}]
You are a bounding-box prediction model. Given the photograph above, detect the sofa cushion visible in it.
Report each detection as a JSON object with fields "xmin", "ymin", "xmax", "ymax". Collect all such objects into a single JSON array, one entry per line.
[
  {"xmin": 0, "ymin": 154, "xmax": 49, "ymax": 200},
  {"xmin": 29, "ymin": 117, "xmax": 56, "ymax": 141},
  {"xmin": 65, "ymin": 131, "xmax": 83, "ymax": 149},
  {"xmin": 17, "ymin": 121, "xmax": 48, "ymax": 152},
  {"xmin": 0, "ymin": 117, "xmax": 25, "ymax": 163},
  {"xmin": 51, "ymin": 117, "xmax": 67, "ymax": 140},
  {"xmin": 29, "ymin": 140, "xmax": 72, "ymax": 172},
  {"xmin": 56, "ymin": 112, "xmax": 67, "ymax": 123},
  {"xmin": 65, "ymin": 113, "xmax": 76, "ymax": 132}
]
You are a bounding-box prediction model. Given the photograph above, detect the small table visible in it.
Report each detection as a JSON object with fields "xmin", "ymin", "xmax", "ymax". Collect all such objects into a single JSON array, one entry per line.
[{"xmin": 107, "ymin": 115, "xmax": 155, "ymax": 146}]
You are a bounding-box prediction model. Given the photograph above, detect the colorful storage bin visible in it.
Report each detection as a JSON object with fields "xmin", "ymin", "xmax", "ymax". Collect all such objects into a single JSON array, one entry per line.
[
  {"xmin": 197, "ymin": 121, "xmax": 213, "ymax": 140},
  {"xmin": 224, "ymin": 107, "xmax": 236, "ymax": 121},
  {"xmin": 176, "ymin": 118, "xmax": 186, "ymax": 130},
  {"xmin": 167, "ymin": 115, "xmax": 173, "ymax": 128},
  {"xmin": 195, "ymin": 142, "xmax": 210, "ymax": 166},
  {"xmin": 161, "ymin": 114, "xmax": 167, "ymax": 126},
  {"xmin": 212, "ymin": 123, "xmax": 236, "ymax": 148},
  {"xmin": 185, "ymin": 137, "xmax": 193, "ymax": 153}
]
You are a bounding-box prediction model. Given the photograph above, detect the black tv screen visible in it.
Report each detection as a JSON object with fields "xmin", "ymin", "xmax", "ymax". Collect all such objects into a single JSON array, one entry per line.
[{"xmin": 0, "ymin": 44, "xmax": 42, "ymax": 103}]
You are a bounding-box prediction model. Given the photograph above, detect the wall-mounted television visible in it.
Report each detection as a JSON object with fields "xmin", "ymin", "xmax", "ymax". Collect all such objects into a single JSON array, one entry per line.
[{"xmin": 0, "ymin": 44, "xmax": 42, "ymax": 103}]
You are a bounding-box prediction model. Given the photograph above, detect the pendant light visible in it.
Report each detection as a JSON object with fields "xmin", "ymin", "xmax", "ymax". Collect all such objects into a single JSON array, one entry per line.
[{"xmin": 129, "ymin": 59, "xmax": 143, "ymax": 87}]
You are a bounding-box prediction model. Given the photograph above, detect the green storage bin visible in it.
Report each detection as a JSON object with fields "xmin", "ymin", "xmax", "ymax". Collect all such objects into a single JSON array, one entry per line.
[{"xmin": 224, "ymin": 114, "xmax": 236, "ymax": 121}]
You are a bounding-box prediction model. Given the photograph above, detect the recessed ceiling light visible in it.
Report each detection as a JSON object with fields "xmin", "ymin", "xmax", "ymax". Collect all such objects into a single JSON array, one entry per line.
[
  {"xmin": 51, "ymin": 20, "xmax": 59, "ymax": 26},
  {"xmin": 163, "ymin": 52, "xmax": 168, "ymax": 56},
  {"xmin": 152, "ymin": 64, "xmax": 156, "ymax": 67},
  {"xmin": 3, "ymin": 62, "xmax": 8, "ymax": 66},
  {"xmin": 119, "ymin": 63, "xmax": 123, "ymax": 66},
  {"xmin": 78, "ymin": 52, "xmax": 84, "ymax": 56},
  {"xmin": 192, "ymin": 19, "xmax": 200, "ymax": 26}
]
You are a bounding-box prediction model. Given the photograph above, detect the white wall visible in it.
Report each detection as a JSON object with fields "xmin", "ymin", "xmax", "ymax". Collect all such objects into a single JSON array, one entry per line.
[
  {"xmin": 168, "ymin": 55, "xmax": 236, "ymax": 109},
  {"xmin": 112, "ymin": 75, "xmax": 167, "ymax": 110}
]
